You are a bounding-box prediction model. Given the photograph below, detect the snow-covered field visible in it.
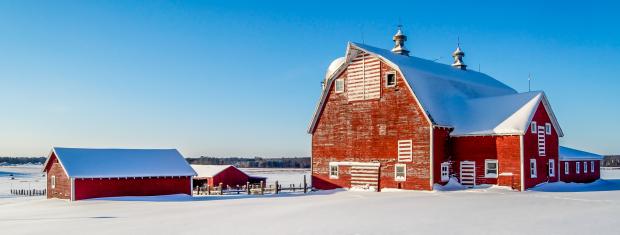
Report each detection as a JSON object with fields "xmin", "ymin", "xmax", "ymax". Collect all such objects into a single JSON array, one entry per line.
[
  {"xmin": 1, "ymin": 166, "xmax": 620, "ymax": 235},
  {"xmin": 0, "ymin": 164, "xmax": 45, "ymax": 198}
]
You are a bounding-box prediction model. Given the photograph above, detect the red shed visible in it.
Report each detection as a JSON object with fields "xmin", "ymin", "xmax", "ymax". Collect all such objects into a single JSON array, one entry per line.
[
  {"xmin": 191, "ymin": 165, "xmax": 266, "ymax": 188},
  {"xmin": 308, "ymin": 28, "xmax": 566, "ymax": 191},
  {"xmin": 559, "ymin": 146, "xmax": 603, "ymax": 183},
  {"xmin": 43, "ymin": 147, "xmax": 197, "ymax": 201}
]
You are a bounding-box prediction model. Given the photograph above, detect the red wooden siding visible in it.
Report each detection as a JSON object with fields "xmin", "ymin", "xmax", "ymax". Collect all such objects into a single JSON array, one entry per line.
[
  {"xmin": 452, "ymin": 135, "xmax": 521, "ymax": 189},
  {"xmin": 209, "ymin": 167, "xmax": 251, "ymax": 188},
  {"xmin": 312, "ymin": 51, "xmax": 432, "ymax": 191},
  {"xmin": 560, "ymin": 160, "xmax": 600, "ymax": 183},
  {"xmin": 523, "ymin": 101, "xmax": 559, "ymax": 189},
  {"xmin": 433, "ymin": 127, "xmax": 451, "ymax": 185},
  {"xmin": 46, "ymin": 153, "xmax": 71, "ymax": 199},
  {"xmin": 74, "ymin": 176, "xmax": 191, "ymax": 200}
]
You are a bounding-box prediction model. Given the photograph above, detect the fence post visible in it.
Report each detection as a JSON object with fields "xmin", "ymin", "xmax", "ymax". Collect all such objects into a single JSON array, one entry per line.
[
  {"xmin": 260, "ymin": 181, "xmax": 264, "ymax": 195},
  {"xmin": 219, "ymin": 182, "xmax": 223, "ymax": 195},
  {"xmin": 304, "ymin": 175, "xmax": 307, "ymax": 193},
  {"xmin": 207, "ymin": 185, "xmax": 211, "ymax": 195},
  {"xmin": 246, "ymin": 182, "xmax": 250, "ymax": 194},
  {"xmin": 275, "ymin": 181, "xmax": 279, "ymax": 194}
]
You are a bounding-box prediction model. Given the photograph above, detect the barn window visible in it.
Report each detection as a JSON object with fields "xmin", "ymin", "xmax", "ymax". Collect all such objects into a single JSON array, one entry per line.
[
  {"xmin": 576, "ymin": 162, "xmax": 581, "ymax": 174},
  {"xmin": 329, "ymin": 163, "xmax": 339, "ymax": 179},
  {"xmin": 386, "ymin": 73, "xmax": 396, "ymax": 87},
  {"xmin": 538, "ymin": 126, "xmax": 546, "ymax": 156},
  {"xmin": 548, "ymin": 159, "xmax": 555, "ymax": 177},
  {"xmin": 51, "ymin": 175, "xmax": 56, "ymax": 189},
  {"xmin": 335, "ymin": 79, "xmax": 344, "ymax": 93},
  {"xmin": 591, "ymin": 161, "xmax": 595, "ymax": 173},
  {"xmin": 530, "ymin": 122, "xmax": 537, "ymax": 133},
  {"xmin": 395, "ymin": 164, "xmax": 406, "ymax": 181},
  {"xmin": 530, "ymin": 159, "xmax": 537, "ymax": 178},
  {"xmin": 564, "ymin": 162, "xmax": 569, "ymax": 175},
  {"xmin": 440, "ymin": 162, "xmax": 450, "ymax": 182},
  {"xmin": 397, "ymin": 140, "xmax": 413, "ymax": 162},
  {"xmin": 545, "ymin": 123, "xmax": 552, "ymax": 135},
  {"xmin": 584, "ymin": 161, "xmax": 588, "ymax": 173},
  {"xmin": 484, "ymin": 159, "xmax": 498, "ymax": 178}
]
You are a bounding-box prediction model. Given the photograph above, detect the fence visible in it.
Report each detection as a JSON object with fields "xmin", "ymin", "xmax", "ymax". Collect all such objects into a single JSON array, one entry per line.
[
  {"xmin": 10, "ymin": 189, "xmax": 46, "ymax": 196},
  {"xmin": 194, "ymin": 175, "xmax": 311, "ymax": 196}
]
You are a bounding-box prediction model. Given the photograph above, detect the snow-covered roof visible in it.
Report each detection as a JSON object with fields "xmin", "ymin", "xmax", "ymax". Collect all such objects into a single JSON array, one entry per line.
[
  {"xmin": 559, "ymin": 146, "xmax": 603, "ymax": 161},
  {"xmin": 45, "ymin": 147, "xmax": 197, "ymax": 178},
  {"xmin": 308, "ymin": 42, "xmax": 564, "ymax": 137},
  {"xmin": 191, "ymin": 165, "xmax": 244, "ymax": 178}
]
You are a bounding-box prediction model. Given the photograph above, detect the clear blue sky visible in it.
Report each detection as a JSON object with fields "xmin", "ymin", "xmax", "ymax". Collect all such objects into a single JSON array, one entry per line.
[{"xmin": 1, "ymin": 1, "xmax": 618, "ymax": 157}]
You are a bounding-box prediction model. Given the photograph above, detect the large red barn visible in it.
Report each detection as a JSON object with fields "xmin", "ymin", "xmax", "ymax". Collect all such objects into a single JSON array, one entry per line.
[
  {"xmin": 307, "ymin": 28, "xmax": 596, "ymax": 191},
  {"xmin": 43, "ymin": 147, "xmax": 197, "ymax": 201}
]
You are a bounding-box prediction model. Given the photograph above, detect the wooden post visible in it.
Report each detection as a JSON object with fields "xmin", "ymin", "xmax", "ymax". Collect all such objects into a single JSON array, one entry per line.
[
  {"xmin": 246, "ymin": 182, "xmax": 250, "ymax": 194},
  {"xmin": 275, "ymin": 181, "xmax": 279, "ymax": 194},
  {"xmin": 207, "ymin": 185, "xmax": 211, "ymax": 195},
  {"xmin": 260, "ymin": 181, "xmax": 264, "ymax": 195},
  {"xmin": 219, "ymin": 182, "xmax": 223, "ymax": 195},
  {"xmin": 304, "ymin": 175, "xmax": 307, "ymax": 193}
]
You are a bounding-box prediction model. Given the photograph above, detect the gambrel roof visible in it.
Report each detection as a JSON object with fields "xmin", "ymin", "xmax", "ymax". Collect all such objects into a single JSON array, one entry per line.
[
  {"xmin": 43, "ymin": 147, "xmax": 197, "ymax": 178},
  {"xmin": 309, "ymin": 42, "xmax": 564, "ymax": 137}
]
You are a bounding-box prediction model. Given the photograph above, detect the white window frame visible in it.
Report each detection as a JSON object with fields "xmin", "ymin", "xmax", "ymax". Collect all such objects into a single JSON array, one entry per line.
[
  {"xmin": 484, "ymin": 159, "xmax": 498, "ymax": 178},
  {"xmin": 564, "ymin": 162, "xmax": 569, "ymax": 175},
  {"xmin": 545, "ymin": 123, "xmax": 552, "ymax": 135},
  {"xmin": 576, "ymin": 162, "xmax": 580, "ymax": 174},
  {"xmin": 530, "ymin": 122, "xmax": 537, "ymax": 133},
  {"xmin": 385, "ymin": 72, "xmax": 396, "ymax": 87},
  {"xmin": 591, "ymin": 161, "xmax": 595, "ymax": 173},
  {"xmin": 548, "ymin": 159, "xmax": 555, "ymax": 177},
  {"xmin": 334, "ymin": 78, "xmax": 344, "ymax": 93},
  {"xmin": 530, "ymin": 159, "xmax": 537, "ymax": 178},
  {"xmin": 329, "ymin": 163, "xmax": 339, "ymax": 179},
  {"xmin": 440, "ymin": 162, "xmax": 450, "ymax": 182},
  {"xmin": 584, "ymin": 161, "xmax": 588, "ymax": 173},
  {"xmin": 397, "ymin": 140, "xmax": 413, "ymax": 162},
  {"xmin": 51, "ymin": 175, "xmax": 56, "ymax": 189},
  {"xmin": 395, "ymin": 164, "xmax": 406, "ymax": 182}
]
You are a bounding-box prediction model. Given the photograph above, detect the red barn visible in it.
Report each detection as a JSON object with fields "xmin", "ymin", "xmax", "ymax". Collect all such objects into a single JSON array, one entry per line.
[
  {"xmin": 191, "ymin": 165, "xmax": 266, "ymax": 188},
  {"xmin": 43, "ymin": 147, "xmax": 197, "ymax": 201},
  {"xmin": 559, "ymin": 146, "xmax": 603, "ymax": 183},
  {"xmin": 308, "ymin": 28, "xmax": 569, "ymax": 191}
]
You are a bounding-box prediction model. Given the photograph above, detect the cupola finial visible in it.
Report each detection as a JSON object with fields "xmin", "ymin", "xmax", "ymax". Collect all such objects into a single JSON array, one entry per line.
[
  {"xmin": 451, "ymin": 37, "xmax": 467, "ymax": 70},
  {"xmin": 391, "ymin": 25, "xmax": 410, "ymax": 56}
]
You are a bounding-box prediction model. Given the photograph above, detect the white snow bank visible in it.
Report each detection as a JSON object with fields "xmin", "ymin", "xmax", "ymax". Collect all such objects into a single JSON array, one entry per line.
[
  {"xmin": 434, "ymin": 177, "xmax": 467, "ymax": 191},
  {"xmin": 530, "ymin": 180, "xmax": 620, "ymax": 192}
]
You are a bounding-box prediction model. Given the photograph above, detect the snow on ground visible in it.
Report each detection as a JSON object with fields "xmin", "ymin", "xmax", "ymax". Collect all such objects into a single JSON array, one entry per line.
[
  {"xmin": 241, "ymin": 168, "xmax": 309, "ymax": 185},
  {"xmin": 1, "ymin": 167, "xmax": 620, "ymax": 234},
  {"xmin": 0, "ymin": 165, "xmax": 45, "ymax": 198}
]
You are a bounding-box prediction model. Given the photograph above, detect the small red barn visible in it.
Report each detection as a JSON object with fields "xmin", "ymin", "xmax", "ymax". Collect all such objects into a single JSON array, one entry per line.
[
  {"xmin": 43, "ymin": 147, "xmax": 197, "ymax": 201},
  {"xmin": 559, "ymin": 146, "xmax": 603, "ymax": 183},
  {"xmin": 191, "ymin": 165, "xmax": 266, "ymax": 188}
]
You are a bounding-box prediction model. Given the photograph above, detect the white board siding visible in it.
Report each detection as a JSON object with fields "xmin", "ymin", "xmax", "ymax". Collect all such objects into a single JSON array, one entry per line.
[
  {"xmin": 460, "ymin": 161, "xmax": 476, "ymax": 187},
  {"xmin": 398, "ymin": 140, "xmax": 413, "ymax": 162},
  {"xmin": 347, "ymin": 53, "xmax": 381, "ymax": 101},
  {"xmin": 538, "ymin": 126, "xmax": 546, "ymax": 156}
]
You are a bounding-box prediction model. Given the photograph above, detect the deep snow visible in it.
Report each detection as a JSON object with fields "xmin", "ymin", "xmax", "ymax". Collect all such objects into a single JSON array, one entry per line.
[{"xmin": 1, "ymin": 166, "xmax": 619, "ymax": 235}]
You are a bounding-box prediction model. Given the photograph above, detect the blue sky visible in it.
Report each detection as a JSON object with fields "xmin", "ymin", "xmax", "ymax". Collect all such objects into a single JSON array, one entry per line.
[{"xmin": 0, "ymin": 1, "xmax": 618, "ymax": 157}]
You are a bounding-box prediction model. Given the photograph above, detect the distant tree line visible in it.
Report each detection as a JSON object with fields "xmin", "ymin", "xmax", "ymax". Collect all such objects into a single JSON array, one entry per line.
[
  {"xmin": 187, "ymin": 156, "xmax": 310, "ymax": 168},
  {"xmin": 603, "ymin": 155, "xmax": 620, "ymax": 167},
  {"xmin": 0, "ymin": 157, "xmax": 46, "ymax": 165}
]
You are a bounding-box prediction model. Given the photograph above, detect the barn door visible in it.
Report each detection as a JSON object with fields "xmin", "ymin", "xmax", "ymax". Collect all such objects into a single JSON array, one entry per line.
[
  {"xmin": 460, "ymin": 161, "xmax": 476, "ymax": 187},
  {"xmin": 350, "ymin": 164, "xmax": 380, "ymax": 192}
]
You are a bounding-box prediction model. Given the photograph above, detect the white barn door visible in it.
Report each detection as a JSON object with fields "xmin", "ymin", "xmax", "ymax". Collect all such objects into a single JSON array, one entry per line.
[{"xmin": 460, "ymin": 161, "xmax": 476, "ymax": 187}]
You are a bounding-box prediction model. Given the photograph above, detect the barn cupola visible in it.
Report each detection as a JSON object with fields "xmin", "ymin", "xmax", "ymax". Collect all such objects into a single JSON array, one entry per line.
[
  {"xmin": 391, "ymin": 25, "xmax": 410, "ymax": 56},
  {"xmin": 451, "ymin": 43, "xmax": 467, "ymax": 70}
]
